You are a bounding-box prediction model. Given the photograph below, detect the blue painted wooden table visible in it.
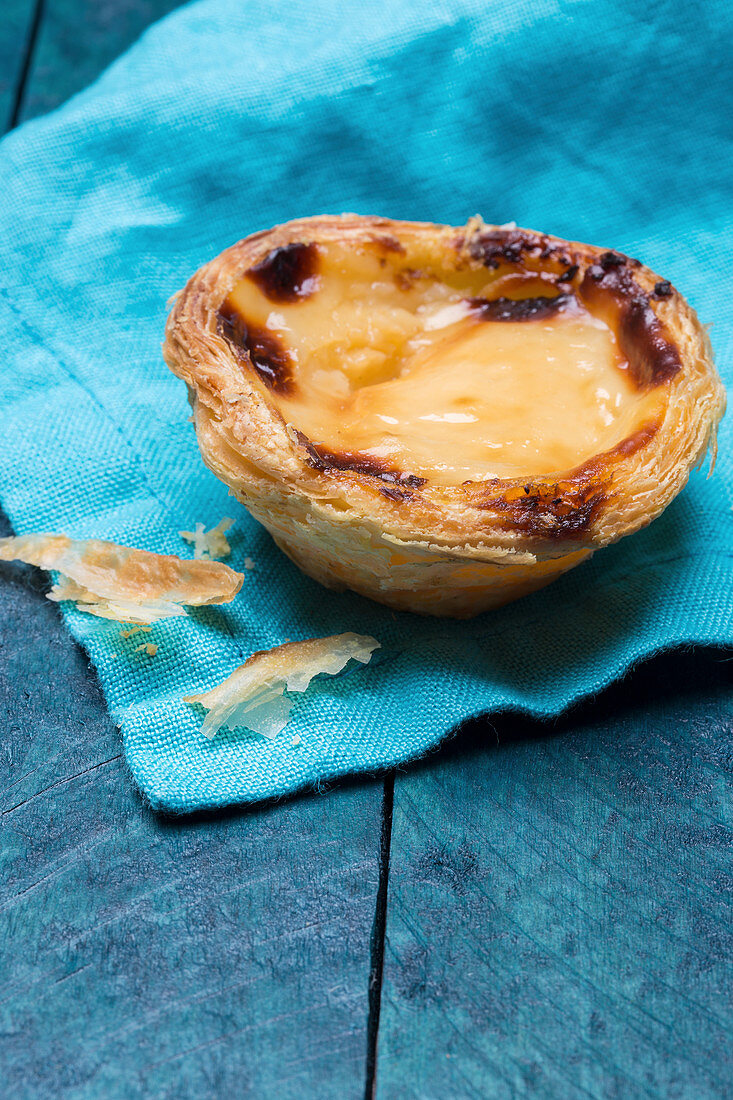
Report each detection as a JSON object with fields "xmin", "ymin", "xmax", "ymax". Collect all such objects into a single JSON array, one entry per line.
[{"xmin": 1, "ymin": 4, "xmax": 731, "ymax": 1097}]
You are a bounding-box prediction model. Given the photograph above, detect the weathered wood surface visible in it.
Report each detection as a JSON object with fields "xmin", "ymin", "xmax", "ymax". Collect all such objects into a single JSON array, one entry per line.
[
  {"xmin": 1, "ymin": 3, "xmax": 732, "ymax": 1098},
  {"xmin": 18, "ymin": 0, "xmax": 183, "ymax": 124},
  {"xmin": 378, "ymin": 653, "xmax": 732, "ymax": 1099},
  {"xmin": 0, "ymin": 6, "xmax": 384, "ymax": 1097},
  {"xmin": 0, "ymin": 2, "xmax": 37, "ymax": 130},
  {"xmin": 0, "ymin": 536, "xmax": 384, "ymax": 1098}
]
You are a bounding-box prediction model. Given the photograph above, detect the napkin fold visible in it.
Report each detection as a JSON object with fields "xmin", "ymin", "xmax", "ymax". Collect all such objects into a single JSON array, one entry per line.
[{"xmin": 0, "ymin": 0, "xmax": 731, "ymax": 811}]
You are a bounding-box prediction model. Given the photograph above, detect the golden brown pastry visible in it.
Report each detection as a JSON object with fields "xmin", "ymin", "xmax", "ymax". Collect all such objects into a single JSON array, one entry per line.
[
  {"xmin": 163, "ymin": 215, "xmax": 725, "ymax": 618},
  {"xmin": 185, "ymin": 633, "xmax": 380, "ymax": 739},
  {"xmin": 0, "ymin": 533, "xmax": 244, "ymax": 623}
]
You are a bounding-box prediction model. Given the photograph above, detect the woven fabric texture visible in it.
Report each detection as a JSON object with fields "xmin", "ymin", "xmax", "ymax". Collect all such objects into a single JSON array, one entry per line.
[{"xmin": 0, "ymin": 0, "xmax": 731, "ymax": 811}]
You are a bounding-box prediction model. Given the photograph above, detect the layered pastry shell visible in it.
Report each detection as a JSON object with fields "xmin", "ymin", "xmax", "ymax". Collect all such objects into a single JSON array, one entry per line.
[{"xmin": 163, "ymin": 216, "xmax": 725, "ymax": 617}]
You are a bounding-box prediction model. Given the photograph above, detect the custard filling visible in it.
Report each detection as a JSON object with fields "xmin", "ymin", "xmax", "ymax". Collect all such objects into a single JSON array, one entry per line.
[{"xmin": 222, "ymin": 240, "xmax": 664, "ymax": 486}]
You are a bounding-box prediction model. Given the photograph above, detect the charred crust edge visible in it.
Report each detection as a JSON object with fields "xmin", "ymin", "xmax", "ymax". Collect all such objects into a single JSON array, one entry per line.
[
  {"xmin": 216, "ymin": 299, "xmax": 295, "ymax": 395},
  {"xmin": 247, "ymin": 241, "xmax": 320, "ymax": 303},
  {"xmin": 480, "ymin": 479, "xmax": 607, "ymax": 540},
  {"xmin": 463, "ymin": 227, "xmax": 680, "ymax": 390},
  {"xmin": 468, "ymin": 421, "xmax": 659, "ymax": 541},
  {"xmin": 467, "ymin": 292, "xmax": 573, "ymax": 322},
  {"xmin": 292, "ymin": 430, "xmax": 426, "ymax": 501},
  {"xmin": 579, "ymin": 256, "xmax": 682, "ymax": 388},
  {"xmin": 368, "ymin": 234, "xmax": 406, "ymax": 255}
]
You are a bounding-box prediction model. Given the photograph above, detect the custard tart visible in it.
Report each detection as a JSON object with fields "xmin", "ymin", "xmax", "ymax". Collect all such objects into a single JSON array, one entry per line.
[{"xmin": 163, "ymin": 216, "xmax": 725, "ymax": 618}]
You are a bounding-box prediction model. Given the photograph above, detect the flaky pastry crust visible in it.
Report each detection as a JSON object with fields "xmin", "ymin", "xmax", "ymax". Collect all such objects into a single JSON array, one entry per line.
[
  {"xmin": 0, "ymin": 533, "xmax": 243, "ymax": 623},
  {"xmin": 163, "ymin": 216, "xmax": 725, "ymax": 617}
]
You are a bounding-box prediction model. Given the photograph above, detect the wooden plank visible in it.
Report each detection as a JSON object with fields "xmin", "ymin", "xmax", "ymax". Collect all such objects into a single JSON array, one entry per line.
[
  {"xmin": 0, "ymin": 1, "xmax": 37, "ymax": 130},
  {"xmin": 18, "ymin": 0, "xmax": 183, "ymax": 122},
  {"xmin": 0, "ymin": 6, "xmax": 384, "ymax": 1095},
  {"xmin": 376, "ymin": 652, "xmax": 732, "ymax": 1098},
  {"xmin": 0, "ymin": 518, "xmax": 383, "ymax": 1096}
]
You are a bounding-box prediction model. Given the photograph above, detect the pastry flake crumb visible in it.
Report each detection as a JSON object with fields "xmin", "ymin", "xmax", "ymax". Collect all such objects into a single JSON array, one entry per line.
[
  {"xmin": 291, "ymin": 735, "xmax": 302, "ymax": 746},
  {"xmin": 135, "ymin": 642, "xmax": 159, "ymax": 656},
  {"xmin": 179, "ymin": 517, "xmax": 234, "ymax": 560},
  {"xmin": 243, "ymin": 557, "xmax": 255, "ymax": 570},
  {"xmin": 80, "ymin": 598, "xmax": 187, "ymax": 624},
  {"xmin": 184, "ymin": 632, "xmax": 380, "ymax": 740},
  {"xmin": 0, "ymin": 533, "xmax": 244, "ymax": 624},
  {"xmin": 121, "ymin": 625, "xmax": 153, "ymax": 638},
  {"xmin": 464, "ymin": 213, "xmax": 487, "ymax": 238}
]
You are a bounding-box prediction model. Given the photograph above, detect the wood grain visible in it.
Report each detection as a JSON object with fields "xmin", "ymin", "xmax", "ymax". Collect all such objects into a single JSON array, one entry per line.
[
  {"xmin": 0, "ymin": 521, "xmax": 384, "ymax": 1097},
  {"xmin": 18, "ymin": 0, "xmax": 183, "ymax": 123},
  {"xmin": 0, "ymin": 7, "xmax": 384, "ymax": 1097},
  {"xmin": 0, "ymin": 1, "xmax": 37, "ymax": 130},
  {"xmin": 376, "ymin": 652, "xmax": 733, "ymax": 1098}
]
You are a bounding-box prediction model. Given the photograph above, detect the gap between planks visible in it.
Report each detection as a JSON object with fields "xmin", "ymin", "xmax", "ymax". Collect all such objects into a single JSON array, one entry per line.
[
  {"xmin": 7, "ymin": 0, "xmax": 44, "ymax": 131},
  {"xmin": 4, "ymin": 13, "xmax": 398, "ymax": 1097},
  {"xmin": 365, "ymin": 773, "xmax": 394, "ymax": 1100}
]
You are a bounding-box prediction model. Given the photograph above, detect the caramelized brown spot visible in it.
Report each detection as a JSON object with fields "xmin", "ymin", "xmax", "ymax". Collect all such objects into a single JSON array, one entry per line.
[
  {"xmin": 369, "ymin": 234, "xmax": 406, "ymax": 255},
  {"xmin": 247, "ymin": 241, "xmax": 320, "ymax": 303},
  {"xmin": 293, "ymin": 430, "xmax": 426, "ymax": 499},
  {"xmin": 395, "ymin": 268, "xmax": 424, "ymax": 291},
  {"xmin": 557, "ymin": 264, "xmax": 579, "ymax": 283},
  {"xmin": 577, "ymin": 419, "xmax": 659, "ymax": 472},
  {"xmin": 466, "ymin": 293, "xmax": 572, "ymax": 322},
  {"xmin": 468, "ymin": 228, "xmax": 547, "ymax": 269},
  {"xmin": 377, "ymin": 483, "xmax": 413, "ymax": 502},
  {"xmin": 472, "ymin": 419, "xmax": 659, "ymax": 540},
  {"xmin": 620, "ymin": 299, "xmax": 681, "ymax": 386},
  {"xmin": 481, "ymin": 478, "xmax": 606, "ymax": 540},
  {"xmin": 217, "ymin": 299, "xmax": 293, "ymax": 394},
  {"xmin": 579, "ymin": 261, "xmax": 681, "ymax": 388},
  {"xmin": 599, "ymin": 250, "xmax": 626, "ymax": 268},
  {"xmin": 463, "ymin": 227, "xmax": 676, "ymax": 387}
]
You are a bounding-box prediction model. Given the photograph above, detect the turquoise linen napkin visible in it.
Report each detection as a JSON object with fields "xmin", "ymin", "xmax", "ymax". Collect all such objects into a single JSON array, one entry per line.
[{"xmin": 0, "ymin": 0, "xmax": 731, "ymax": 812}]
